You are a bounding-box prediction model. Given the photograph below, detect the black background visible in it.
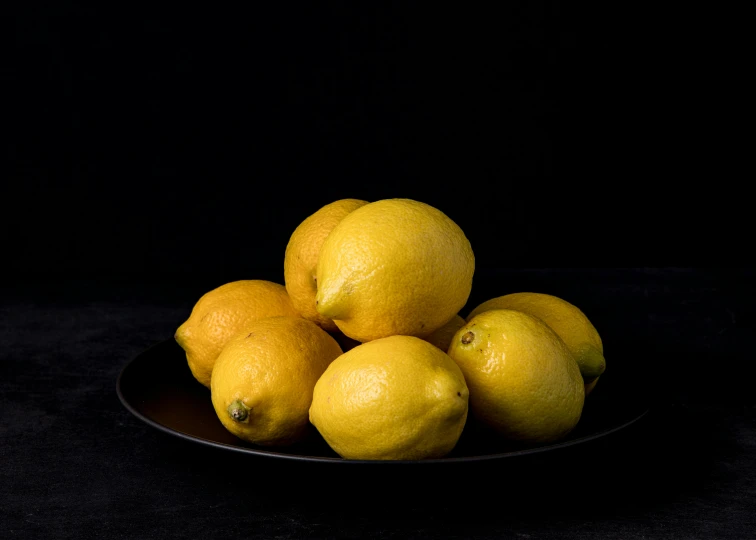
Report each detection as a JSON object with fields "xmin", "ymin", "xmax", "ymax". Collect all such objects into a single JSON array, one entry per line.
[
  {"xmin": 4, "ymin": 3, "xmax": 754, "ymax": 539},
  {"xmin": 5, "ymin": 2, "xmax": 740, "ymax": 279}
]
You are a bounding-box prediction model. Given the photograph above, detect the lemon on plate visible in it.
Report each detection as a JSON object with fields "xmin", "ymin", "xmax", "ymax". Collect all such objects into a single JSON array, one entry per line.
[
  {"xmin": 315, "ymin": 198, "xmax": 474, "ymax": 343},
  {"xmin": 211, "ymin": 316, "xmax": 342, "ymax": 446},
  {"xmin": 284, "ymin": 198, "xmax": 368, "ymax": 331},
  {"xmin": 448, "ymin": 309, "xmax": 584, "ymax": 444},
  {"xmin": 467, "ymin": 292, "xmax": 606, "ymax": 394},
  {"xmin": 309, "ymin": 335, "xmax": 469, "ymax": 460},
  {"xmin": 174, "ymin": 280, "xmax": 299, "ymax": 388}
]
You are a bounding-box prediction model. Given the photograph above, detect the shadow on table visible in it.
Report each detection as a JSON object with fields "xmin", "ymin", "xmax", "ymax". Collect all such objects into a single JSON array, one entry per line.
[{"xmin": 147, "ymin": 400, "xmax": 721, "ymax": 524}]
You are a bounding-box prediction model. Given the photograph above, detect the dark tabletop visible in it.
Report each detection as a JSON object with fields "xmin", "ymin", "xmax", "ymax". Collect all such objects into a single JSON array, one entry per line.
[{"xmin": 2, "ymin": 268, "xmax": 754, "ymax": 539}]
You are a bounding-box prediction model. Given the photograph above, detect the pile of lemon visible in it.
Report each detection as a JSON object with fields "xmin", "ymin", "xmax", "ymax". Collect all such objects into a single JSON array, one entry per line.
[{"xmin": 175, "ymin": 198, "xmax": 606, "ymax": 460}]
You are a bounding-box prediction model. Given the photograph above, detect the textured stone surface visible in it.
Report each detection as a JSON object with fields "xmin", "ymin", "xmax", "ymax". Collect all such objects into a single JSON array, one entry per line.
[{"xmin": 1, "ymin": 269, "xmax": 753, "ymax": 539}]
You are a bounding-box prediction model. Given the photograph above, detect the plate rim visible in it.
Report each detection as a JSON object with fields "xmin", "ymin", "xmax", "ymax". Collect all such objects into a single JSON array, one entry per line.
[{"xmin": 116, "ymin": 339, "xmax": 651, "ymax": 465}]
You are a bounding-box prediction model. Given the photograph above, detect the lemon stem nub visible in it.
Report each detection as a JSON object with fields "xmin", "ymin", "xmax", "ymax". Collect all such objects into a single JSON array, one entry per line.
[
  {"xmin": 577, "ymin": 346, "xmax": 606, "ymax": 380},
  {"xmin": 228, "ymin": 400, "xmax": 250, "ymax": 422},
  {"xmin": 461, "ymin": 331, "xmax": 475, "ymax": 344}
]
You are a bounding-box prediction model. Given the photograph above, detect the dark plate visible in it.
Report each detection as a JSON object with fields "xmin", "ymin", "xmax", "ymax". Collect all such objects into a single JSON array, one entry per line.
[{"xmin": 117, "ymin": 338, "xmax": 650, "ymax": 464}]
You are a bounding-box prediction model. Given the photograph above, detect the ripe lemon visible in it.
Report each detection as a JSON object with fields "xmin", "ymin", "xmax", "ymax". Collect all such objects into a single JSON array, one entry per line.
[
  {"xmin": 424, "ymin": 314, "xmax": 466, "ymax": 352},
  {"xmin": 315, "ymin": 199, "xmax": 474, "ymax": 342},
  {"xmin": 284, "ymin": 199, "xmax": 368, "ymax": 331},
  {"xmin": 211, "ymin": 316, "xmax": 342, "ymax": 446},
  {"xmin": 309, "ymin": 335, "xmax": 469, "ymax": 460},
  {"xmin": 448, "ymin": 309, "xmax": 584, "ymax": 444},
  {"xmin": 466, "ymin": 292, "xmax": 606, "ymax": 394},
  {"xmin": 174, "ymin": 280, "xmax": 299, "ymax": 388}
]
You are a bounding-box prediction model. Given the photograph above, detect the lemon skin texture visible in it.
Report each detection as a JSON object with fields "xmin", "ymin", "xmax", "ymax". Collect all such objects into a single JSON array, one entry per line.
[
  {"xmin": 284, "ymin": 199, "xmax": 368, "ymax": 332},
  {"xmin": 175, "ymin": 280, "xmax": 299, "ymax": 388},
  {"xmin": 467, "ymin": 292, "xmax": 605, "ymax": 395},
  {"xmin": 316, "ymin": 199, "xmax": 474, "ymax": 343},
  {"xmin": 211, "ymin": 316, "xmax": 342, "ymax": 446},
  {"xmin": 310, "ymin": 335, "xmax": 469, "ymax": 460},
  {"xmin": 449, "ymin": 309, "xmax": 584, "ymax": 444}
]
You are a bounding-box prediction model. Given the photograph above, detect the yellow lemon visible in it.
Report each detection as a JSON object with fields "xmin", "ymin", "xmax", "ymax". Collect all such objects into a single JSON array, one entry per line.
[
  {"xmin": 211, "ymin": 316, "xmax": 342, "ymax": 446},
  {"xmin": 174, "ymin": 280, "xmax": 299, "ymax": 388},
  {"xmin": 309, "ymin": 335, "xmax": 469, "ymax": 460},
  {"xmin": 424, "ymin": 314, "xmax": 466, "ymax": 352},
  {"xmin": 315, "ymin": 199, "xmax": 474, "ymax": 342},
  {"xmin": 448, "ymin": 309, "xmax": 584, "ymax": 444},
  {"xmin": 284, "ymin": 199, "xmax": 368, "ymax": 331},
  {"xmin": 466, "ymin": 292, "xmax": 606, "ymax": 394}
]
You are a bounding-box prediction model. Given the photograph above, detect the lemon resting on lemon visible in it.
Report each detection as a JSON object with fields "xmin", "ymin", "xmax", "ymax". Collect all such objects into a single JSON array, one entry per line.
[
  {"xmin": 171, "ymin": 196, "xmax": 611, "ymax": 460},
  {"xmin": 467, "ymin": 292, "xmax": 606, "ymax": 394},
  {"xmin": 424, "ymin": 314, "xmax": 466, "ymax": 352},
  {"xmin": 174, "ymin": 280, "xmax": 299, "ymax": 387},
  {"xmin": 284, "ymin": 198, "xmax": 368, "ymax": 332},
  {"xmin": 448, "ymin": 309, "xmax": 585, "ymax": 444},
  {"xmin": 315, "ymin": 198, "xmax": 475, "ymax": 343},
  {"xmin": 211, "ymin": 316, "xmax": 342, "ymax": 446}
]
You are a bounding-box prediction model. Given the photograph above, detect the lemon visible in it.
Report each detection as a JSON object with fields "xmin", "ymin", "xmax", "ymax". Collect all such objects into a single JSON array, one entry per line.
[
  {"xmin": 315, "ymin": 198, "xmax": 474, "ymax": 342},
  {"xmin": 309, "ymin": 335, "xmax": 469, "ymax": 460},
  {"xmin": 424, "ymin": 314, "xmax": 466, "ymax": 352},
  {"xmin": 211, "ymin": 316, "xmax": 342, "ymax": 446},
  {"xmin": 448, "ymin": 309, "xmax": 584, "ymax": 443},
  {"xmin": 284, "ymin": 199, "xmax": 368, "ymax": 331},
  {"xmin": 467, "ymin": 292, "xmax": 606, "ymax": 394},
  {"xmin": 174, "ymin": 280, "xmax": 299, "ymax": 388}
]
